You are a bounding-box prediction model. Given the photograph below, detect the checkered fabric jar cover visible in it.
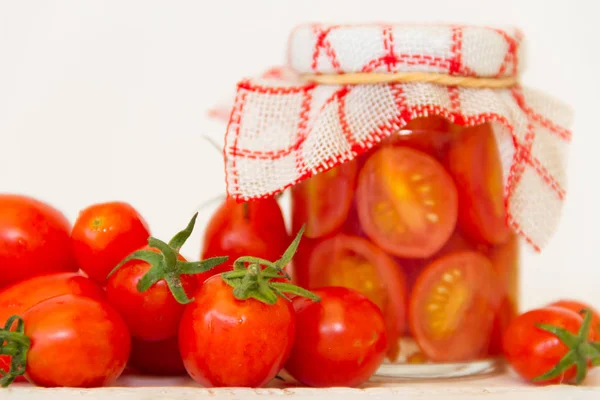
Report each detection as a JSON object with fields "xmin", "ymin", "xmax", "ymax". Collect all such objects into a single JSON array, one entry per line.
[{"xmin": 219, "ymin": 23, "xmax": 573, "ymax": 251}]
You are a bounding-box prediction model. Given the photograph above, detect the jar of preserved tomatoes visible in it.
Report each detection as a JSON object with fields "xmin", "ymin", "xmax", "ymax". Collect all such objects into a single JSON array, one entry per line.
[{"xmin": 220, "ymin": 24, "xmax": 573, "ymax": 378}]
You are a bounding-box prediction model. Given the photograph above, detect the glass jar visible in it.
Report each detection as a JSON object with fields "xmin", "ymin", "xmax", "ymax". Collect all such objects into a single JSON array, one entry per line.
[{"xmin": 290, "ymin": 116, "xmax": 519, "ymax": 378}]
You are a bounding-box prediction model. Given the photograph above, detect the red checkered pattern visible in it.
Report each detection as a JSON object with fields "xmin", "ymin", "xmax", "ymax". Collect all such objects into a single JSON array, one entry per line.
[{"xmin": 222, "ymin": 24, "xmax": 573, "ymax": 251}]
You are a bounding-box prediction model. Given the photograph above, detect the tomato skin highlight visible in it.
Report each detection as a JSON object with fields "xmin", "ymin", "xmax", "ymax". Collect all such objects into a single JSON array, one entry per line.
[
  {"xmin": 292, "ymin": 160, "xmax": 357, "ymax": 239},
  {"xmin": 128, "ymin": 336, "xmax": 186, "ymax": 376},
  {"xmin": 409, "ymin": 251, "xmax": 499, "ymax": 362},
  {"xmin": 0, "ymin": 194, "xmax": 77, "ymax": 287},
  {"xmin": 503, "ymin": 307, "xmax": 596, "ymax": 385},
  {"xmin": 71, "ymin": 202, "xmax": 150, "ymax": 284},
  {"xmin": 0, "ymin": 272, "xmax": 105, "ymax": 380},
  {"xmin": 178, "ymin": 275, "xmax": 295, "ymax": 388},
  {"xmin": 22, "ymin": 294, "xmax": 131, "ymax": 388},
  {"xmin": 199, "ymin": 197, "xmax": 289, "ymax": 284},
  {"xmin": 285, "ymin": 287, "xmax": 388, "ymax": 387},
  {"xmin": 356, "ymin": 146, "xmax": 458, "ymax": 258},
  {"xmin": 105, "ymin": 246, "xmax": 193, "ymax": 341}
]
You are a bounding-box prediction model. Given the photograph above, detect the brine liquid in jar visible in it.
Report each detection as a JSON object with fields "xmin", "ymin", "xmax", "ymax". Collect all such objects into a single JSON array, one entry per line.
[{"xmin": 290, "ymin": 116, "xmax": 519, "ymax": 379}]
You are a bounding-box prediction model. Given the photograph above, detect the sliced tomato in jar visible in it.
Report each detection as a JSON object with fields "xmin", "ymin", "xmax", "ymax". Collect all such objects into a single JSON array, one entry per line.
[
  {"xmin": 409, "ymin": 251, "xmax": 499, "ymax": 362},
  {"xmin": 487, "ymin": 234, "xmax": 519, "ymax": 306},
  {"xmin": 384, "ymin": 116, "xmax": 454, "ymax": 157},
  {"xmin": 292, "ymin": 160, "xmax": 358, "ymax": 239},
  {"xmin": 487, "ymin": 297, "xmax": 517, "ymax": 356},
  {"xmin": 306, "ymin": 234, "xmax": 407, "ymax": 360},
  {"xmin": 356, "ymin": 146, "xmax": 458, "ymax": 258},
  {"xmin": 447, "ymin": 123, "xmax": 510, "ymax": 245}
]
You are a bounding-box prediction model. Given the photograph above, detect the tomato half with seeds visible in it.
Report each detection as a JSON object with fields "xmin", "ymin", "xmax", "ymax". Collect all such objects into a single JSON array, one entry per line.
[
  {"xmin": 307, "ymin": 234, "xmax": 407, "ymax": 360},
  {"xmin": 356, "ymin": 146, "xmax": 458, "ymax": 258},
  {"xmin": 71, "ymin": 202, "xmax": 150, "ymax": 285},
  {"xmin": 409, "ymin": 251, "xmax": 499, "ymax": 362},
  {"xmin": 292, "ymin": 160, "xmax": 358, "ymax": 239},
  {"xmin": 447, "ymin": 123, "xmax": 510, "ymax": 245}
]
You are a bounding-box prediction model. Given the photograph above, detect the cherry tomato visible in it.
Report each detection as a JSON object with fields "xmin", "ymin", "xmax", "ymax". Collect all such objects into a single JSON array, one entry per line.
[
  {"xmin": 292, "ymin": 160, "xmax": 357, "ymax": 239},
  {"xmin": 178, "ymin": 275, "xmax": 295, "ymax": 388},
  {"xmin": 548, "ymin": 300, "xmax": 600, "ymax": 336},
  {"xmin": 447, "ymin": 123, "xmax": 510, "ymax": 245},
  {"xmin": 10, "ymin": 294, "xmax": 130, "ymax": 387},
  {"xmin": 306, "ymin": 234, "xmax": 406, "ymax": 360},
  {"xmin": 285, "ymin": 287, "xmax": 387, "ymax": 387},
  {"xmin": 71, "ymin": 202, "xmax": 150, "ymax": 284},
  {"xmin": 106, "ymin": 246, "xmax": 193, "ymax": 341},
  {"xmin": 356, "ymin": 146, "xmax": 458, "ymax": 258},
  {"xmin": 0, "ymin": 273, "xmax": 105, "ymax": 381},
  {"xmin": 384, "ymin": 116, "xmax": 454, "ymax": 157},
  {"xmin": 0, "ymin": 194, "xmax": 76, "ymax": 287},
  {"xmin": 199, "ymin": 197, "xmax": 289, "ymax": 284},
  {"xmin": 128, "ymin": 336, "xmax": 185, "ymax": 376},
  {"xmin": 409, "ymin": 251, "xmax": 499, "ymax": 362},
  {"xmin": 503, "ymin": 306, "xmax": 598, "ymax": 385}
]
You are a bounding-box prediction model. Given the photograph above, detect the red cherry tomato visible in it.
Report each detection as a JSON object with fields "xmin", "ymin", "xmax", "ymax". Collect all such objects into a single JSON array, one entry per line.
[
  {"xmin": 71, "ymin": 202, "xmax": 150, "ymax": 284},
  {"xmin": 106, "ymin": 246, "xmax": 193, "ymax": 341},
  {"xmin": 128, "ymin": 336, "xmax": 186, "ymax": 376},
  {"xmin": 306, "ymin": 234, "xmax": 407, "ymax": 360},
  {"xmin": 0, "ymin": 273, "xmax": 105, "ymax": 381},
  {"xmin": 409, "ymin": 251, "xmax": 499, "ymax": 362},
  {"xmin": 178, "ymin": 275, "xmax": 295, "ymax": 388},
  {"xmin": 14, "ymin": 295, "xmax": 130, "ymax": 387},
  {"xmin": 200, "ymin": 197, "xmax": 289, "ymax": 284},
  {"xmin": 0, "ymin": 194, "xmax": 76, "ymax": 287},
  {"xmin": 503, "ymin": 306, "xmax": 598, "ymax": 385},
  {"xmin": 548, "ymin": 300, "xmax": 600, "ymax": 337},
  {"xmin": 292, "ymin": 160, "xmax": 357, "ymax": 239},
  {"xmin": 356, "ymin": 146, "xmax": 458, "ymax": 258},
  {"xmin": 447, "ymin": 123, "xmax": 511, "ymax": 245},
  {"xmin": 487, "ymin": 297, "xmax": 517, "ymax": 356},
  {"xmin": 384, "ymin": 116, "xmax": 455, "ymax": 157},
  {"xmin": 285, "ymin": 287, "xmax": 387, "ymax": 387}
]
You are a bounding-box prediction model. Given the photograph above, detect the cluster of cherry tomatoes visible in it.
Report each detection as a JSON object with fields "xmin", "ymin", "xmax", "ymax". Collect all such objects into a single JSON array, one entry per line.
[{"xmin": 0, "ymin": 194, "xmax": 390, "ymax": 388}]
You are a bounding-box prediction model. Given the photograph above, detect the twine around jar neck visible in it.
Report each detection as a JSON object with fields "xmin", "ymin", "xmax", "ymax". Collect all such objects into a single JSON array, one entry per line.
[{"xmin": 302, "ymin": 71, "xmax": 518, "ymax": 88}]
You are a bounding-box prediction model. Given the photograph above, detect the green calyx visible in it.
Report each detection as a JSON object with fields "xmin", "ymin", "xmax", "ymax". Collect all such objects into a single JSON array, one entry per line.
[
  {"xmin": 0, "ymin": 316, "xmax": 30, "ymax": 387},
  {"xmin": 533, "ymin": 309, "xmax": 600, "ymax": 384},
  {"xmin": 221, "ymin": 225, "xmax": 320, "ymax": 305},
  {"xmin": 108, "ymin": 212, "xmax": 228, "ymax": 305}
]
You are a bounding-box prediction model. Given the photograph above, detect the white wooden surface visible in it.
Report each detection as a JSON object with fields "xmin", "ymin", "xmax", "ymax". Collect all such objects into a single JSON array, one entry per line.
[{"xmin": 3, "ymin": 370, "xmax": 600, "ymax": 400}]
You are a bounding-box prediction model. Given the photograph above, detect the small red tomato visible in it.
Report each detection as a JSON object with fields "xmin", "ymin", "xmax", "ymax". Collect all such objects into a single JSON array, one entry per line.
[
  {"xmin": 0, "ymin": 272, "xmax": 105, "ymax": 381},
  {"xmin": 106, "ymin": 213, "xmax": 228, "ymax": 342},
  {"xmin": 106, "ymin": 246, "xmax": 193, "ymax": 341},
  {"xmin": 128, "ymin": 336, "xmax": 186, "ymax": 376},
  {"xmin": 503, "ymin": 306, "xmax": 598, "ymax": 385},
  {"xmin": 2, "ymin": 294, "xmax": 130, "ymax": 387},
  {"xmin": 179, "ymin": 275, "xmax": 296, "ymax": 388},
  {"xmin": 548, "ymin": 300, "xmax": 600, "ymax": 337},
  {"xmin": 0, "ymin": 194, "xmax": 76, "ymax": 287},
  {"xmin": 71, "ymin": 202, "xmax": 150, "ymax": 284},
  {"xmin": 285, "ymin": 287, "xmax": 388, "ymax": 387},
  {"xmin": 199, "ymin": 197, "xmax": 289, "ymax": 284}
]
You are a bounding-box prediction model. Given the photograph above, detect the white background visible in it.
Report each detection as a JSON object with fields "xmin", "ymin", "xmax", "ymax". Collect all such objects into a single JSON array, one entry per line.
[{"xmin": 0, "ymin": 0, "xmax": 598, "ymax": 311}]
